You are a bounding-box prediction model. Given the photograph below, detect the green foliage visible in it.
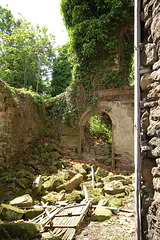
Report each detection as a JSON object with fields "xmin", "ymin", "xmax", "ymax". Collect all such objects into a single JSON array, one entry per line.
[
  {"xmin": 51, "ymin": 43, "xmax": 73, "ymax": 96},
  {"xmin": 0, "ymin": 7, "xmax": 56, "ymax": 94},
  {"xmin": 0, "ymin": 5, "xmax": 15, "ymax": 34},
  {"xmin": 60, "ymin": 0, "xmax": 133, "ymax": 86},
  {"xmin": 8, "ymin": 86, "xmax": 45, "ymax": 114},
  {"xmin": 48, "ymin": 0, "xmax": 134, "ymax": 129},
  {"xmin": 89, "ymin": 114, "xmax": 112, "ymax": 143}
]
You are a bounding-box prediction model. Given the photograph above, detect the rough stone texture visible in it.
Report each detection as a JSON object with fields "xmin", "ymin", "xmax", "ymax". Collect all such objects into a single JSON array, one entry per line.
[
  {"xmin": 141, "ymin": 43, "xmax": 158, "ymax": 66},
  {"xmin": 151, "ymin": 12, "xmax": 160, "ymax": 43},
  {"xmin": 73, "ymin": 164, "xmax": 87, "ymax": 176},
  {"xmin": 64, "ymin": 173, "xmax": 83, "ymax": 191},
  {"xmin": 140, "ymin": 73, "xmax": 152, "ymax": 91},
  {"xmin": 0, "ymin": 204, "xmax": 25, "ymax": 221},
  {"xmin": 150, "ymin": 69, "xmax": 160, "ymax": 82},
  {"xmin": 140, "ymin": 2, "xmax": 160, "ymax": 239},
  {"xmin": 0, "ymin": 79, "xmax": 45, "ymax": 164},
  {"xmin": 91, "ymin": 206, "xmax": 112, "ymax": 221},
  {"xmin": 9, "ymin": 194, "xmax": 33, "ymax": 207},
  {"xmin": 70, "ymin": 87, "xmax": 134, "ymax": 171},
  {"xmin": 0, "ymin": 222, "xmax": 41, "ymax": 239},
  {"xmin": 103, "ymin": 180, "xmax": 125, "ymax": 195}
]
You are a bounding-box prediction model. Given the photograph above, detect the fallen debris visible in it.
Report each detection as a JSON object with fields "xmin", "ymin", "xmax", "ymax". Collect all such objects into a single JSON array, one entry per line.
[{"xmin": 28, "ymin": 199, "xmax": 92, "ymax": 240}]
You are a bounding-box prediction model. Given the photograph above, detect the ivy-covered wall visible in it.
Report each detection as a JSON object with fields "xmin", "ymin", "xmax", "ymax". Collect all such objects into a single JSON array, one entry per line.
[
  {"xmin": 0, "ymin": 1, "xmax": 135, "ymax": 172},
  {"xmin": 44, "ymin": 0, "xmax": 135, "ymax": 170},
  {"xmin": 49, "ymin": 0, "xmax": 134, "ymax": 129},
  {"xmin": 0, "ymin": 79, "xmax": 45, "ymax": 168}
]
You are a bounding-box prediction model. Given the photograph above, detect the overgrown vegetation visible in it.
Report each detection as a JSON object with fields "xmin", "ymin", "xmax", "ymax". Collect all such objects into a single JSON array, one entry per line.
[
  {"xmin": 89, "ymin": 114, "xmax": 112, "ymax": 144},
  {"xmin": 0, "ymin": 1, "xmax": 134, "ymax": 129},
  {"xmin": 60, "ymin": 0, "xmax": 134, "ymax": 87}
]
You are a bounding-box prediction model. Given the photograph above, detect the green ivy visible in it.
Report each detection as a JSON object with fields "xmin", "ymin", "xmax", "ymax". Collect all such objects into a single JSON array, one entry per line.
[{"xmin": 46, "ymin": 0, "xmax": 134, "ymax": 130}]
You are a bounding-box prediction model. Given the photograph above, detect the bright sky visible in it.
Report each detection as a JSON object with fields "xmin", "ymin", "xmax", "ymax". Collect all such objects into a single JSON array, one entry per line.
[{"xmin": 1, "ymin": 0, "xmax": 69, "ymax": 46}]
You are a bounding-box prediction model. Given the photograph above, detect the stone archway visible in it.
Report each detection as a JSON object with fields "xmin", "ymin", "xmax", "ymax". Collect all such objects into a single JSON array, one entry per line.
[
  {"xmin": 61, "ymin": 86, "xmax": 134, "ymax": 170},
  {"xmin": 78, "ymin": 109, "xmax": 115, "ymax": 167}
]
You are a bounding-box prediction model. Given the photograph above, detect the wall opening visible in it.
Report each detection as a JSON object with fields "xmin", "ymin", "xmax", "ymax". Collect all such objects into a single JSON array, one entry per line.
[{"xmin": 81, "ymin": 112, "xmax": 113, "ymax": 167}]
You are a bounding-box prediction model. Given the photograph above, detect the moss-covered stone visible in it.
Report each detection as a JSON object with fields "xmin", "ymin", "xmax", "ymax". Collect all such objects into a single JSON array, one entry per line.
[
  {"xmin": 56, "ymin": 161, "xmax": 62, "ymax": 169},
  {"xmin": 108, "ymin": 197, "xmax": 122, "ymax": 208},
  {"xmin": 103, "ymin": 180, "xmax": 125, "ymax": 195},
  {"xmin": 0, "ymin": 225, "xmax": 12, "ymax": 240},
  {"xmin": 91, "ymin": 206, "xmax": 112, "ymax": 221},
  {"xmin": 9, "ymin": 194, "xmax": 33, "ymax": 207},
  {"xmin": 0, "ymin": 204, "xmax": 25, "ymax": 221},
  {"xmin": 95, "ymin": 167, "xmax": 109, "ymax": 178},
  {"xmin": 17, "ymin": 178, "xmax": 31, "ymax": 189},
  {"xmin": 88, "ymin": 188, "xmax": 104, "ymax": 205},
  {"xmin": 42, "ymin": 175, "xmax": 54, "ymax": 190},
  {"xmin": 66, "ymin": 190, "xmax": 84, "ymax": 203},
  {"xmin": 51, "ymin": 151, "xmax": 61, "ymax": 160},
  {"xmin": 73, "ymin": 164, "xmax": 87, "ymax": 176},
  {"xmin": 41, "ymin": 192, "xmax": 57, "ymax": 205},
  {"xmin": 0, "ymin": 222, "xmax": 41, "ymax": 239},
  {"xmin": 64, "ymin": 173, "xmax": 83, "ymax": 191},
  {"xmin": 24, "ymin": 208, "xmax": 44, "ymax": 220},
  {"xmin": 16, "ymin": 169, "xmax": 35, "ymax": 180},
  {"xmin": 115, "ymin": 192, "xmax": 126, "ymax": 198}
]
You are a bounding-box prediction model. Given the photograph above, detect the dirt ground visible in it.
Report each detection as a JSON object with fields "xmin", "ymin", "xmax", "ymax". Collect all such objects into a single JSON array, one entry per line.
[{"xmin": 75, "ymin": 191, "xmax": 135, "ymax": 240}]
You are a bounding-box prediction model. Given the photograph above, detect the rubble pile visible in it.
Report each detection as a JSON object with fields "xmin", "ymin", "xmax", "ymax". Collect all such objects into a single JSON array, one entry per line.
[{"xmin": 0, "ymin": 138, "xmax": 134, "ymax": 239}]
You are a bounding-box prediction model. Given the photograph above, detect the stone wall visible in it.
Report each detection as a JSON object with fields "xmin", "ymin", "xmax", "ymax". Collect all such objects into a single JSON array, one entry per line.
[
  {"xmin": 61, "ymin": 86, "xmax": 134, "ymax": 171},
  {"xmin": 0, "ymin": 80, "xmax": 45, "ymax": 169},
  {"xmin": 140, "ymin": 0, "xmax": 160, "ymax": 239}
]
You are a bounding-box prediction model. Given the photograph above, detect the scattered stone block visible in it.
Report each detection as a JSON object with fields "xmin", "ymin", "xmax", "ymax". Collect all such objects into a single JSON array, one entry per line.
[
  {"xmin": 17, "ymin": 178, "xmax": 31, "ymax": 189},
  {"xmin": 95, "ymin": 167, "xmax": 108, "ymax": 177},
  {"xmin": 104, "ymin": 181, "xmax": 125, "ymax": 195},
  {"xmin": 0, "ymin": 222, "xmax": 41, "ymax": 239},
  {"xmin": 73, "ymin": 164, "xmax": 87, "ymax": 176},
  {"xmin": 42, "ymin": 175, "xmax": 54, "ymax": 190},
  {"xmin": 41, "ymin": 192, "xmax": 57, "ymax": 205},
  {"xmin": 9, "ymin": 194, "xmax": 33, "ymax": 207},
  {"xmin": 88, "ymin": 188, "xmax": 104, "ymax": 205},
  {"xmin": 64, "ymin": 173, "xmax": 83, "ymax": 191},
  {"xmin": 91, "ymin": 206, "xmax": 112, "ymax": 221},
  {"xmin": 66, "ymin": 190, "xmax": 83, "ymax": 203},
  {"xmin": 108, "ymin": 197, "xmax": 122, "ymax": 208},
  {"xmin": 95, "ymin": 182, "xmax": 104, "ymax": 188},
  {"xmin": 0, "ymin": 204, "xmax": 25, "ymax": 221},
  {"xmin": 24, "ymin": 208, "xmax": 44, "ymax": 220}
]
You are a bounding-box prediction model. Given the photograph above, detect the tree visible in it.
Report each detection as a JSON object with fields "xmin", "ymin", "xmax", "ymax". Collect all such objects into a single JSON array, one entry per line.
[
  {"xmin": 51, "ymin": 43, "xmax": 72, "ymax": 96},
  {"xmin": 0, "ymin": 5, "xmax": 15, "ymax": 35},
  {"xmin": 0, "ymin": 9, "xmax": 56, "ymax": 94}
]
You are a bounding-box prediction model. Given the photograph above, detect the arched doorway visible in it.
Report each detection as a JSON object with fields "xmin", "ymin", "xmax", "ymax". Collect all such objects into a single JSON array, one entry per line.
[
  {"xmin": 78, "ymin": 107, "xmax": 116, "ymax": 168},
  {"xmin": 81, "ymin": 112, "xmax": 113, "ymax": 167}
]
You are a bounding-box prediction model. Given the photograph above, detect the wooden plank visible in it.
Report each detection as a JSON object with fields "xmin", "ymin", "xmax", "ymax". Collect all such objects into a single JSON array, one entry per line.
[
  {"xmin": 91, "ymin": 166, "xmax": 95, "ymax": 189},
  {"xmin": 83, "ymin": 185, "xmax": 89, "ymax": 201},
  {"xmin": 41, "ymin": 207, "xmax": 64, "ymax": 226},
  {"xmin": 112, "ymin": 124, "xmax": 115, "ymax": 168},
  {"xmin": 54, "ymin": 213, "xmax": 81, "ymax": 217}
]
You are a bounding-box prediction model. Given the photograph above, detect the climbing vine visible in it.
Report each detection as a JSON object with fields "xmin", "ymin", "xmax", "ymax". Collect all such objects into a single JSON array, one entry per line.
[{"xmin": 46, "ymin": 0, "xmax": 134, "ymax": 130}]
